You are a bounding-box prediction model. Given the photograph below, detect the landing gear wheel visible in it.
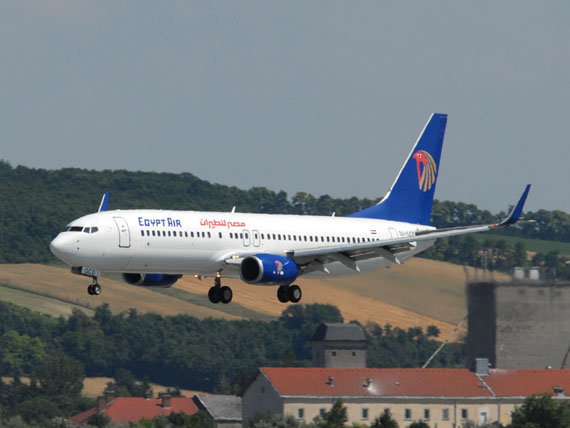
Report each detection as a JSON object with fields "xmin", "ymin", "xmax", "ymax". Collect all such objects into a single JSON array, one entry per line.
[
  {"xmin": 277, "ymin": 286, "xmax": 290, "ymax": 303},
  {"xmin": 87, "ymin": 284, "xmax": 95, "ymax": 295},
  {"xmin": 288, "ymin": 285, "xmax": 302, "ymax": 303},
  {"xmin": 220, "ymin": 286, "xmax": 233, "ymax": 304},
  {"xmin": 93, "ymin": 284, "xmax": 102, "ymax": 295},
  {"xmin": 208, "ymin": 286, "xmax": 221, "ymax": 304}
]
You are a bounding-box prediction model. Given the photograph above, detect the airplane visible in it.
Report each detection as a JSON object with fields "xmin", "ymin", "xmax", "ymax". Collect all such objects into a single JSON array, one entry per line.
[{"xmin": 49, "ymin": 113, "xmax": 531, "ymax": 304}]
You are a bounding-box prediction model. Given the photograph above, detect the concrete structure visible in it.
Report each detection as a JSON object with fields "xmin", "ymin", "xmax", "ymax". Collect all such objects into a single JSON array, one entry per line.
[
  {"xmin": 194, "ymin": 394, "xmax": 242, "ymax": 428},
  {"xmin": 311, "ymin": 323, "xmax": 367, "ymax": 368},
  {"xmin": 467, "ymin": 281, "xmax": 570, "ymax": 369},
  {"xmin": 242, "ymin": 366, "xmax": 570, "ymax": 427}
]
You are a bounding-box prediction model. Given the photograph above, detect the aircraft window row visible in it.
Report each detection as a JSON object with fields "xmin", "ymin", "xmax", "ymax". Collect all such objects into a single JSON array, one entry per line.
[
  {"xmin": 65, "ymin": 226, "xmax": 99, "ymax": 234},
  {"xmin": 140, "ymin": 230, "xmax": 212, "ymax": 238},
  {"xmin": 139, "ymin": 229, "xmax": 380, "ymax": 244}
]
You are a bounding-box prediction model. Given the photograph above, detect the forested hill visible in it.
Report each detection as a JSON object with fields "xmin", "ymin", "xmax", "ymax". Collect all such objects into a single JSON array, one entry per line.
[{"xmin": 1, "ymin": 160, "xmax": 568, "ymax": 264}]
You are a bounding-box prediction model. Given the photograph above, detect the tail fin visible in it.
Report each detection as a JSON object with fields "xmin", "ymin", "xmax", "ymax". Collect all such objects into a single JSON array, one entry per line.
[{"xmin": 349, "ymin": 113, "xmax": 447, "ymax": 225}]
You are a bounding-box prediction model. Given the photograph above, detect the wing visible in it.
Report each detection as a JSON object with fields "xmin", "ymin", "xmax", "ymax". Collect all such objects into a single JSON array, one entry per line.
[{"xmin": 225, "ymin": 185, "xmax": 532, "ymax": 274}]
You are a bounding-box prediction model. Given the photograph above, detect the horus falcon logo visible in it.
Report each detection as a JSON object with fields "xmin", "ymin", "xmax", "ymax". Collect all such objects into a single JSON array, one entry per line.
[
  {"xmin": 413, "ymin": 150, "xmax": 437, "ymax": 192},
  {"xmin": 274, "ymin": 260, "xmax": 283, "ymax": 273}
]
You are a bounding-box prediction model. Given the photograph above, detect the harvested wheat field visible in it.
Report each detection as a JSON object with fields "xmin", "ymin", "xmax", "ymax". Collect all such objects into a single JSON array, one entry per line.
[
  {"xmin": 81, "ymin": 377, "xmax": 200, "ymax": 399},
  {"xmin": 0, "ymin": 259, "xmax": 488, "ymax": 339},
  {"xmin": 0, "ymin": 264, "xmax": 241, "ymax": 320}
]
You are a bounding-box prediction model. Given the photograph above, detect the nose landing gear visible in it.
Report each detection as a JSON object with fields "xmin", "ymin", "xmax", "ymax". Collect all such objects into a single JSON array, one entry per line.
[
  {"xmin": 208, "ymin": 276, "xmax": 233, "ymax": 304},
  {"xmin": 87, "ymin": 278, "xmax": 102, "ymax": 296},
  {"xmin": 277, "ymin": 284, "xmax": 302, "ymax": 303}
]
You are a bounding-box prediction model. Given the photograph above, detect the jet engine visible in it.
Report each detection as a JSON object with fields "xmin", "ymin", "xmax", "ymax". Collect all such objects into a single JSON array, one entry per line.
[
  {"xmin": 240, "ymin": 254, "xmax": 298, "ymax": 285},
  {"xmin": 121, "ymin": 273, "xmax": 182, "ymax": 288}
]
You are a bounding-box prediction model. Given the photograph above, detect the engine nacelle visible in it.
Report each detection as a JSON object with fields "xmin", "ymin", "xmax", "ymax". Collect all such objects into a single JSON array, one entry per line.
[
  {"xmin": 240, "ymin": 254, "xmax": 298, "ymax": 285},
  {"xmin": 121, "ymin": 273, "xmax": 182, "ymax": 288}
]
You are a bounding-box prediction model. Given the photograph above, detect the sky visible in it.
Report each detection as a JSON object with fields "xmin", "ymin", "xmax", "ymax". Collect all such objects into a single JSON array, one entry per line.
[{"xmin": 1, "ymin": 1, "xmax": 569, "ymax": 213}]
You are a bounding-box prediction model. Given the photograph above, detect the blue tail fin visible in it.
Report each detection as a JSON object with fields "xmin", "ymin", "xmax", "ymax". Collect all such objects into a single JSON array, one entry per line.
[{"xmin": 349, "ymin": 113, "xmax": 447, "ymax": 225}]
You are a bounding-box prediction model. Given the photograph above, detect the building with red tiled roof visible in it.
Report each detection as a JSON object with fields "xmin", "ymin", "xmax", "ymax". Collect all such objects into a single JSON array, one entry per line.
[
  {"xmin": 70, "ymin": 392, "xmax": 199, "ymax": 425},
  {"xmin": 242, "ymin": 365, "xmax": 570, "ymax": 427}
]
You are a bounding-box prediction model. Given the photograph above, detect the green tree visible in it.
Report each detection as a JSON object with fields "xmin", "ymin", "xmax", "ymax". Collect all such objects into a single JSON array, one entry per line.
[
  {"xmin": 245, "ymin": 413, "xmax": 303, "ymax": 428},
  {"xmin": 30, "ymin": 354, "xmax": 84, "ymax": 397},
  {"xmin": 0, "ymin": 331, "xmax": 46, "ymax": 375},
  {"xmin": 508, "ymin": 394, "xmax": 570, "ymax": 428},
  {"xmin": 371, "ymin": 412, "xmax": 399, "ymax": 428},
  {"xmin": 407, "ymin": 421, "xmax": 430, "ymax": 428},
  {"xmin": 312, "ymin": 399, "xmax": 348, "ymax": 428}
]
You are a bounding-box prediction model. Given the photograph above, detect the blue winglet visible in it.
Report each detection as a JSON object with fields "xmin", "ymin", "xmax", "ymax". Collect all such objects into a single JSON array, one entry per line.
[
  {"xmin": 98, "ymin": 192, "xmax": 110, "ymax": 213},
  {"xmin": 500, "ymin": 184, "xmax": 531, "ymax": 226}
]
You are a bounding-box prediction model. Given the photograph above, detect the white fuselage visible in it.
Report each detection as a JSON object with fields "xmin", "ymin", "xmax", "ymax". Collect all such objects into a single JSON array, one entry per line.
[{"xmin": 50, "ymin": 209, "xmax": 435, "ymax": 280}]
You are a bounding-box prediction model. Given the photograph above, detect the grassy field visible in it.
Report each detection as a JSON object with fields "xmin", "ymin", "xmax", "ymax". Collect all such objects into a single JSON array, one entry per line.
[
  {"xmin": 474, "ymin": 233, "xmax": 570, "ymax": 255},
  {"xmin": 0, "ymin": 260, "xmax": 479, "ymax": 339}
]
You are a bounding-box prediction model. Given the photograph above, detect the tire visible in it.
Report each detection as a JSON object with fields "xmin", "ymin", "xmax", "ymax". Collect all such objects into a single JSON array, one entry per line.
[
  {"xmin": 220, "ymin": 286, "xmax": 233, "ymax": 304},
  {"xmin": 277, "ymin": 286, "xmax": 290, "ymax": 303},
  {"xmin": 93, "ymin": 284, "xmax": 102, "ymax": 296},
  {"xmin": 288, "ymin": 285, "xmax": 302, "ymax": 303},
  {"xmin": 208, "ymin": 286, "xmax": 221, "ymax": 304},
  {"xmin": 87, "ymin": 285, "xmax": 94, "ymax": 295}
]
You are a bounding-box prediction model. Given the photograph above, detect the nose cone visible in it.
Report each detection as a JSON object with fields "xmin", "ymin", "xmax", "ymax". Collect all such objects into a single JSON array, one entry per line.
[{"xmin": 50, "ymin": 234, "xmax": 77, "ymax": 265}]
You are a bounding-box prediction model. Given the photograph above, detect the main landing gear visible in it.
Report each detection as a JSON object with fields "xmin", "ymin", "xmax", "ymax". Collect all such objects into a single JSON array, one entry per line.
[
  {"xmin": 87, "ymin": 277, "xmax": 102, "ymax": 296},
  {"xmin": 277, "ymin": 284, "xmax": 302, "ymax": 303},
  {"xmin": 208, "ymin": 277, "xmax": 233, "ymax": 304}
]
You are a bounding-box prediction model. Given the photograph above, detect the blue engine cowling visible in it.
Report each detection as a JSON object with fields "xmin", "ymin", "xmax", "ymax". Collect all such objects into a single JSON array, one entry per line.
[
  {"xmin": 121, "ymin": 273, "xmax": 182, "ymax": 288},
  {"xmin": 240, "ymin": 254, "xmax": 298, "ymax": 285}
]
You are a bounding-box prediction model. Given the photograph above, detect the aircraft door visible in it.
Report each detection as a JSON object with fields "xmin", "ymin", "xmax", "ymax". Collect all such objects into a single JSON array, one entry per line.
[
  {"xmin": 252, "ymin": 230, "xmax": 260, "ymax": 247},
  {"xmin": 243, "ymin": 229, "xmax": 251, "ymax": 247},
  {"xmin": 389, "ymin": 228, "xmax": 398, "ymax": 239},
  {"xmin": 113, "ymin": 217, "xmax": 131, "ymax": 248}
]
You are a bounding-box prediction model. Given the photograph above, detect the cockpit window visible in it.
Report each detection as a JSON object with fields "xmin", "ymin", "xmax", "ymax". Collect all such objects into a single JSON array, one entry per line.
[
  {"xmin": 69, "ymin": 226, "xmax": 83, "ymax": 232},
  {"xmin": 83, "ymin": 227, "xmax": 91, "ymax": 234},
  {"xmin": 91, "ymin": 227, "xmax": 99, "ymax": 234},
  {"xmin": 63, "ymin": 226, "xmax": 71, "ymax": 232}
]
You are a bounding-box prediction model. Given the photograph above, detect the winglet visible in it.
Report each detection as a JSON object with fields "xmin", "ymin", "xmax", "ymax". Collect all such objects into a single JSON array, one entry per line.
[
  {"xmin": 98, "ymin": 192, "xmax": 110, "ymax": 213},
  {"xmin": 498, "ymin": 185, "xmax": 531, "ymax": 226}
]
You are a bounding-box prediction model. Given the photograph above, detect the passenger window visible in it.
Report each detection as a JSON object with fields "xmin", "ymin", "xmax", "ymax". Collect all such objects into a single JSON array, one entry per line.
[
  {"xmin": 185, "ymin": 232, "xmax": 188, "ymax": 237},
  {"xmin": 245, "ymin": 233, "xmax": 249, "ymax": 239},
  {"xmin": 293, "ymin": 236, "xmax": 297, "ymax": 241},
  {"xmin": 327, "ymin": 237, "xmax": 330, "ymax": 242},
  {"xmin": 152, "ymin": 231, "xmax": 156, "ymax": 236},
  {"xmin": 173, "ymin": 231, "xmax": 177, "ymax": 237},
  {"xmin": 304, "ymin": 236, "xmax": 307, "ymax": 241},
  {"xmin": 202, "ymin": 232, "xmax": 206, "ymax": 238},
  {"xmin": 230, "ymin": 232, "xmax": 233, "ymax": 239},
  {"xmin": 146, "ymin": 230, "xmax": 150, "ymax": 236},
  {"xmin": 140, "ymin": 231, "xmax": 144, "ymax": 237},
  {"xmin": 219, "ymin": 232, "xmax": 222, "ymax": 238},
  {"xmin": 163, "ymin": 231, "xmax": 166, "ymax": 237},
  {"xmin": 309, "ymin": 236, "xmax": 313, "ymax": 242},
  {"xmin": 272, "ymin": 234, "xmax": 276, "ymax": 240},
  {"xmin": 321, "ymin": 236, "xmax": 324, "ymax": 242},
  {"xmin": 261, "ymin": 234, "xmax": 264, "ymax": 239},
  {"xmin": 207, "ymin": 232, "xmax": 211, "ymax": 238},
  {"xmin": 168, "ymin": 231, "xmax": 171, "ymax": 237},
  {"xmin": 278, "ymin": 234, "xmax": 281, "ymax": 240},
  {"xmin": 191, "ymin": 232, "xmax": 194, "ymax": 237},
  {"xmin": 240, "ymin": 233, "xmax": 243, "ymax": 239}
]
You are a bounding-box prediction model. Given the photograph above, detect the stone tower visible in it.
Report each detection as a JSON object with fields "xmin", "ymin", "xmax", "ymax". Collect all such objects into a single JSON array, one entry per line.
[{"xmin": 311, "ymin": 323, "xmax": 367, "ymax": 368}]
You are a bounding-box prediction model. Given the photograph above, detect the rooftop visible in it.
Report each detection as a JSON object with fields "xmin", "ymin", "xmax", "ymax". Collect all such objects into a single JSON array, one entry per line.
[
  {"xmin": 312, "ymin": 323, "xmax": 366, "ymax": 342},
  {"xmin": 260, "ymin": 367, "xmax": 570, "ymax": 398}
]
